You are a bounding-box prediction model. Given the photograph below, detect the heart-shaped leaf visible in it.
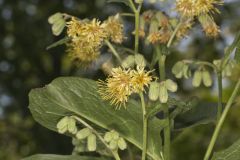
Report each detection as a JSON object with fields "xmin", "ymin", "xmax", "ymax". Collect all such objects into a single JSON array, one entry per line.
[
  {"xmin": 29, "ymin": 77, "xmax": 166, "ymax": 160},
  {"xmin": 22, "ymin": 154, "xmax": 109, "ymax": 160},
  {"xmin": 212, "ymin": 138, "xmax": 240, "ymax": 160}
]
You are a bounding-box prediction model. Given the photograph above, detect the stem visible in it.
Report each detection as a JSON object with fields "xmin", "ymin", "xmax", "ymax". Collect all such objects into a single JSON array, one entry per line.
[
  {"xmin": 156, "ymin": 46, "xmax": 170, "ymax": 160},
  {"xmin": 105, "ymin": 40, "xmax": 122, "ymax": 64},
  {"xmin": 216, "ymin": 72, "xmax": 223, "ymax": 121},
  {"xmin": 120, "ymin": 13, "xmax": 135, "ymax": 17},
  {"xmin": 167, "ymin": 21, "xmax": 182, "ymax": 48},
  {"xmin": 203, "ymin": 77, "xmax": 240, "ymax": 160},
  {"xmin": 128, "ymin": 0, "xmax": 137, "ymax": 12},
  {"xmin": 134, "ymin": 4, "xmax": 142, "ymax": 55},
  {"xmin": 183, "ymin": 60, "xmax": 217, "ymax": 71},
  {"xmin": 140, "ymin": 92, "xmax": 148, "ymax": 160},
  {"xmin": 73, "ymin": 116, "xmax": 121, "ymax": 160}
]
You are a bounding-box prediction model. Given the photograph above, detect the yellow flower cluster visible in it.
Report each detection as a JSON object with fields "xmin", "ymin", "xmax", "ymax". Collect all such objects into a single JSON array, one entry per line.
[
  {"xmin": 98, "ymin": 66, "xmax": 153, "ymax": 108},
  {"xmin": 105, "ymin": 14, "xmax": 124, "ymax": 44},
  {"xmin": 176, "ymin": 0, "xmax": 223, "ymax": 17},
  {"xmin": 198, "ymin": 14, "xmax": 220, "ymax": 38},
  {"xmin": 66, "ymin": 15, "xmax": 124, "ymax": 66},
  {"xmin": 176, "ymin": 0, "xmax": 223, "ymax": 38},
  {"xmin": 67, "ymin": 18, "xmax": 107, "ymax": 65}
]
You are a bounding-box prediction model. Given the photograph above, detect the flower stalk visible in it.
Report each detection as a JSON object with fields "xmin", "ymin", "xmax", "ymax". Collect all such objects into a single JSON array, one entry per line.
[
  {"xmin": 105, "ymin": 40, "xmax": 122, "ymax": 64},
  {"xmin": 140, "ymin": 92, "xmax": 148, "ymax": 160},
  {"xmin": 134, "ymin": 3, "xmax": 142, "ymax": 55},
  {"xmin": 203, "ymin": 77, "xmax": 240, "ymax": 160}
]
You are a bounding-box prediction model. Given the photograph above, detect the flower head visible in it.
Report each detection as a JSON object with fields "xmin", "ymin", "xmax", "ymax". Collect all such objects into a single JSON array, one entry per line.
[
  {"xmin": 147, "ymin": 29, "xmax": 171, "ymax": 44},
  {"xmin": 198, "ymin": 14, "xmax": 220, "ymax": 38},
  {"xmin": 131, "ymin": 66, "xmax": 153, "ymax": 93},
  {"xmin": 176, "ymin": 19, "xmax": 193, "ymax": 39},
  {"xmin": 104, "ymin": 14, "xmax": 124, "ymax": 44},
  {"xmin": 98, "ymin": 67, "xmax": 133, "ymax": 108},
  {"xmin": 176, "ymin": 0, "xmax": 223, "ymax": 17},
  {"xmin": 66, "ymin": 18, "xmax": 107, "ymax": 66},
  {"xmin": 98, "ymin": 66, "xmax": 153, "ymax": 108}
]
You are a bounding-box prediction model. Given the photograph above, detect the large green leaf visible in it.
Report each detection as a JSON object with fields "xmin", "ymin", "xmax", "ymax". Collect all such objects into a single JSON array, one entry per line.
[
  {"xmin": 29, "ymin": 77, "xmax": 166, "ymax": 160},
  {"xmin": 174, "ymin": 101, "xmax": 218, "ymax": 130},
  {"xmin": 212, "ymin": 139, "xmax": 240, "ymax": 160},
  {"xmin": 22, "ymin": 154, "xmax": 109, "ymax": 160}
]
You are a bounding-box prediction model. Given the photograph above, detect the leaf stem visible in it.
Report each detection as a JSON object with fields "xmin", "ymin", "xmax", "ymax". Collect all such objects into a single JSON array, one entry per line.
[
  {"xmin": 156, "ymin": 45, "xmax": 170, "ymax": 160},
  {"xmin": 128, "ymin": 0, "xmax": 137, "ymax": 12},
  {"xmin": 183, "ymin": 60, "xmax": 217, "ymax": 71},
  {"xmin": 167, "ymin": 21, "xmax": 182, "ymax": 48},
  {"xmin": 140, "ymin": 92, "xmax": 148, "ymax": 160},
  {"xmin": 216, "ymin": 72, "xmax": 223, "ymax": 122},
  {"xmin": 203, "ymin": 77, "xmax": 240, "ymax": 160},
  {"xmin": 105, "ymin": 40, "xmax": 122, "ymax": 64},
  {"xmin": 72, "ymin": 116, "xmax": 121, "ymax": 160},
  {"xmin": 134, "ymin": 3, "xmax": 142, "ymax": 55}
]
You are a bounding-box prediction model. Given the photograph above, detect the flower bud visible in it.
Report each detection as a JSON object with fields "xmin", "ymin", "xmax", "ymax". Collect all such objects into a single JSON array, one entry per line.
[
  {"xmin": 109, "ymin": 139, "xmax": 118, "ymax": 150},
  {"xmin": 202, "ymin": 70, "xmax": 212, "ymax": 87},
  {"xmin": 183, "ymin": 64, "xmax": 191, "ymax": 79},
  {"xmin": 56, "ymin": 116, "xmax": 69, "ymax": 134},
  {"xmin": 172, "ymin": 61, "xmax": 184, "ymax": 78},
  {"xmin": 165, "ymin": 79, "xmax": 178, "ymax": 92},
  {"xmin": 118, "ymin": 138, "xmax": 127, "ymax": 150},
  {"xmin": 87, "ymin": 134, "xmax": 97, "ymax": 151},
  {"xmin": 148, "ymin": 82, "xmax": 160, "ymax": 101},
  {"xmin": 104, "ymin": 132, "xmax": 113, "ymax": 142},
  {"xmin": 76, "ymin": 128, "xmax": 91, "ymax": 140},
  {"xmin": 67, "ymin": 117, "xmax": 78, "ymax": 134},
  {"xmin": 122, "ymin": 55, "xmax": 135, "ymax": 68},
  {"xmin": 135, "ymin": 54, "xmax": 146, "ymax": 68},
  {"xmin": 48, "ymin": 12, "xmax": 63, "ymax": 24},
  {"xmin": 52, "ymin": 19, "xmax": 66, "ymax": 36},
  {"xmin": 159, "ymin": 82, "xmax": 168, "ymax": 103},
  {"xmin": 192, "ymin": 70, "xmax": 202, "ymax": 87},
  {"xmin": 112, "ymin": 131, "xmax": 120, "ymax": 140}
]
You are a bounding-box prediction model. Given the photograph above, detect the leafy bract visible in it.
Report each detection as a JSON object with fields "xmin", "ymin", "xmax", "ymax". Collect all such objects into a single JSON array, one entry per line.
[
  {"xmin": 46, "ymin": 37, "xmax": 70, "ymax": 50},
  {"xmin": 22, "ymin": 154, "xmax": 109, "ymax": 160},
  {"xmin": 212, "ymin": 138, "xmax": 240, "ymax": 160},
  {"xmin": 29, "ymin": 77, "xmax": 166, "ymax": 160}
]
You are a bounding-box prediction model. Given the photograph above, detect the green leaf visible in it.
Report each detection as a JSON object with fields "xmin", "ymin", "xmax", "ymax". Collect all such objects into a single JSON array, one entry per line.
[
  {"xmin": 29, "ymin": 77, "xmax": 165, "ymax": 160},
  {"xmin": 174, "ymin": 101, "xmax": 218, "ymax": 130},
  {"xmin": 107, "ymin": 0, "xmax": 134, "ymax": 11},
  {"xmin": 235, "ymin": 47, "xmax": 240, "ymax": 63},
  {"xmin": 212, "ymin": 139, "xmax": 240, "ymax": 160},
  {"xmin": 46, "ymin": 37, "xmax": 70, "ymax": 50},
  {"xmin": 22, "ymin": 154, "xmax": 109, "ymax": 160}
]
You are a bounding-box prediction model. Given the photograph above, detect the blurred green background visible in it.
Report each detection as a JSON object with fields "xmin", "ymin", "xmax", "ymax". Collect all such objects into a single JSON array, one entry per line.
[{"xmin": 0, "ymin": 0, "xmax": 240, "ymax": 160}]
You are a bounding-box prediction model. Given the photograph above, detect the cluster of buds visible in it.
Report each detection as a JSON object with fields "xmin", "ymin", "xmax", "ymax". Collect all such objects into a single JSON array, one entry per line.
[
  {"xmin": 213, "ymin": 59, "xmax": 237, "ymax": 77},
  {"xmin": 192, "ymin": 69, "xmax": 212, "ymax": 87},
  {"xmin": 172, "ymin": 61, "xmax": 191, "ymax": 79},
  {"xmin": 104, "ymin": 130, "xmax": 127, "ymax": 151},
  {"xmin": 56, "ymin": 117, "xmax": 127, "ymax": 152},
  {"xmin": 149, "ymin": 79, "xmax": 178, "ymax": 103}
]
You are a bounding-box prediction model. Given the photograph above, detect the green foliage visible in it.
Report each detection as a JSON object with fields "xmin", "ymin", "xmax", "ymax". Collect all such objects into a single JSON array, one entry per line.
[
  {"xmin": 28, "ymin": 77, "xmax": 166, "ymax": 160},
  {"xmin": 22, "ymin": 154, "xmax": 109, "ymax": 160},
  {"xmin": 48, "ymin": 13, "xmax": 66, "ymax": 36},
  {"xmin": 107, "ymin": 0, "xmax": 133, "ymax": 10},
  {"xmin": 46, "ymin": 37, "xmax": 70, "ymax": 50},
  {"xmin": 212, "ymin": 139, "xmax": 240, "ymax": 160}
]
